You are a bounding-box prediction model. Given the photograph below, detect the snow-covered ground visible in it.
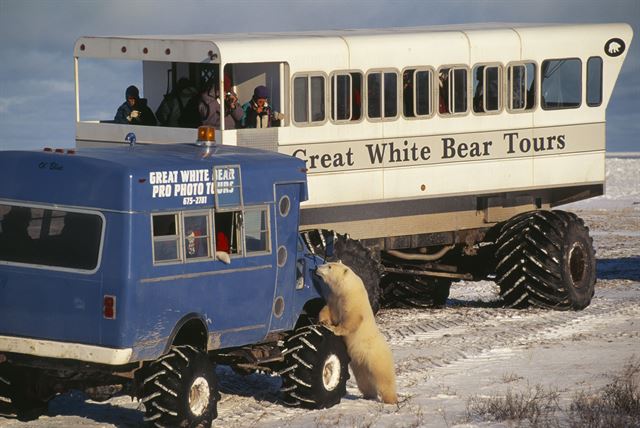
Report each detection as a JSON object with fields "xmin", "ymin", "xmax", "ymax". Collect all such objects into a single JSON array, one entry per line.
[{"xmin": 1, "ymin": 154, "xmax": 638, "ymax": 427}]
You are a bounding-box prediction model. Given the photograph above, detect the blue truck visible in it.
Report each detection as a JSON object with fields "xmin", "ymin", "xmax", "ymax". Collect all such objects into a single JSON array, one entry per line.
[{"xmin": 0, "ymin": 130, "xmax": 351, "ymax": 425}]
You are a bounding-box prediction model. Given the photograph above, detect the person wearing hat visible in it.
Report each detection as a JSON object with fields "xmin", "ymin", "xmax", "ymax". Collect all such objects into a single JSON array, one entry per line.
[
  {"xmin": 114, "ymin": 85, "xmax": 157, "ymax": 126},
  {"xmin": 241, "ymin": 85, "xmax": 283, "ymax": 128},
  {"xmin": 155, "ymin": 78, "xmax": 198, "ymax": 127}
]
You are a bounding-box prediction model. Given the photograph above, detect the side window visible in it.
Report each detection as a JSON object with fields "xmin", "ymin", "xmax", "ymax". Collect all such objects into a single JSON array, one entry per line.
[
  {"xmin": 438, "ymin": 67, "xmax": 468, "ymax": 115},
  {"xmin": 244, "ymin": 207, "xmax": 270, "ymax": 254},
  {"xmin": 473, "ymin": 64, "xmax": 501, "ymax": 113},
  {"xmin": 152, "ymin": 213, "xmax": 181, "ymax": 263},
  {"xmin": 183, "ymin": 212, "xmax": 211, "ymax": 260},
  {"xmin": 0, "ymin": 205, "xmax": 102, "ymax": 270},
  {"xmin": 403, "ymin": 68, "xmax": 433, "ymax": 118},
  {"xmin": 293, "ymin": 74, "xmax": 326, "ymax": 125},
  {"xmin": 331, "ymin": 72, "xmax": 363, "ymax": 122},
  {"xmin": 507, "ymin": 62, "xmax": 536, "ymax": 112},
  {"xmin": 587, "ymin": 57, "xmax": 603, "ymax": 107},
  {"xmin": 367, "ymin": 71, "xmax": 398, "ymax": 120},
  {"xmin": 214, "ymin": 211, "xmax": 243, "ymax": 256},
  {"xmin": 541, "ymin": 58, "xmax": 581, "ymax": 110}
]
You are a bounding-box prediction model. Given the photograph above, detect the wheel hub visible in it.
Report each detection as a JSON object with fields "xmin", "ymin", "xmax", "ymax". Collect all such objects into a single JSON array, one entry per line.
[
  {"xmin": 188, "ymin": 376, "xmax": 210, "ymax": 416},
  {"xmin": 568, "ymin": 242, "xmax": 586, "ymax": 287},
  {"xmin": 322, "ymin": 354, "xmax": 341, "ymax": 391}
]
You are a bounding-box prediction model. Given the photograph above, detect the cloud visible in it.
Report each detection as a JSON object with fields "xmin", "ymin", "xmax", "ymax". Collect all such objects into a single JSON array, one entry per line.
[{"xmin": 0, "ymin": 96, "xmax": 27, "ymax": 114}]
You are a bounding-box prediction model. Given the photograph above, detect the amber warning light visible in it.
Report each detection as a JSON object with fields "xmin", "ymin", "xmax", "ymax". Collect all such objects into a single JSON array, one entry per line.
[{"xmin": 197, "ymin": 126, "xmax": 216, "ymax": 145}]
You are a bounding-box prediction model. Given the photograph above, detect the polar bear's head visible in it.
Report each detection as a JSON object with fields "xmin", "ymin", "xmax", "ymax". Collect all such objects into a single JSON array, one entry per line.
[{"xmin": 315, "ymin": 261, "xmax": 363, "ymax": 295}]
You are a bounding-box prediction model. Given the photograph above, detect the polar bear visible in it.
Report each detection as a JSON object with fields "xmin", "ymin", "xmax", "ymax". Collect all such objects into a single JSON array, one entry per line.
[{"xmin": 316, "ymin": 261, "xmax": 398, "ymax": 404}]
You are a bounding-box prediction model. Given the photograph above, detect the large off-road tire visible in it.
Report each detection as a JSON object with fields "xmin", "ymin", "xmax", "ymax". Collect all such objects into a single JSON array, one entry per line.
[
  {"xmin": 0, "ymin": 365, "xmax": 49, "ymax": 421},
  {"xmin": 302, "ymin": 230, "xmax": 382, "ymax": 313},
  {"xmin": 280, "ymin": 324, "xmax": 349, "ymax": 409},
  {"xmin": 494, "ymin": 210, "xmax": 596, "ymax": 310},
  {"xmin": 380, "ymin": 274, "xmax": 451, "ymax": 308},
  {"xmin": 141, "ymin": 345, "xmax": 219, "ymax": 427},
  {"xmin": 333, "ymin": 234, "xmax": 382, "ymax": 313},
  {"xmin": 0, "ymin": 369, "xmax": 12, "ymax": 417}
]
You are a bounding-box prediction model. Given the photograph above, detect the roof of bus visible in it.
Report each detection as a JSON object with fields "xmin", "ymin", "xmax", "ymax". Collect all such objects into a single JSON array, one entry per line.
[
  {"xmin": 74, "ymin": 22, "xmax": 632, "ymax": 68},
  {"xmin": 0, "ymin": 143, "xmax": 307, "ymax": 212},
  {"xmin": 78, "ymin": 22, "xmax": 628, "ymax": 42}
]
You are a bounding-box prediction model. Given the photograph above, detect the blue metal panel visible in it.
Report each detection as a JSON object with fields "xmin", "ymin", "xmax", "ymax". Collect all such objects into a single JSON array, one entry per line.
[
  {"xmin": 0, "ymin": 266, "xmax": 102, "ymax": 343},
  {"xmin": 269, "ymin": 183, "xmax": 304, "ymax": 331},
  {"xmin": 0, "ymin": 144, "xmax": 306, "ymax": 212},
  {"xmin": 0, "ymin": 143, "xmax": 310, "ymax": 361}
]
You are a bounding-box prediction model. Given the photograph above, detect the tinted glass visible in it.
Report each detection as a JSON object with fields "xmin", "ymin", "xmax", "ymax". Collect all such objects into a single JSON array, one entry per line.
[
  {"xmin": 0, "ymin": 204, "xmax": 102, "ymax": 270},
  {"xmin": 310, "ymin": 76, "xmax": 325, "ymax": 122},
  {"xmin": 183, "ymin": 214, "xmax": 210, "ymax": 259},
  {"xmin": 542, "ymin": 59, "xmax": 582, "ymax": 109},
  {"xmin": 293, "ymin": 77, "xmax": 308, "ymax": 122},
  {"xmin": 587, "ymin": 57, "xmax": 603, "ymax": 107},
  {"xmin": 415, "ymin": 70, "xmax": 431, "ymax": 116},
  {"xmin": 367, "ymin": 73, "xmax": 382, "ymax": 118},
  {"xmin": 384, "ymin": 72, "xmax": 397, "ymax": 117},
  {"xmin": 245, "ymin": 209, "xmax": 269, "ymax": 253},
  {"xmin": 332, "ymin": 74, "xmax": 351, "ymax": 121},
  {"xmin": 486, "ymin": 66, "xmax": 500, "ymax": 111}
]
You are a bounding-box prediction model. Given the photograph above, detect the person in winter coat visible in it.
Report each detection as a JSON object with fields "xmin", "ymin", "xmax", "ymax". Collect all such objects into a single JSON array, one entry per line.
[
  {"xmin": 114, "ymin": 85, "xmax": 157, "ymax": 126},
  {"xmin": 197, "ymin": 79, "xmax": 243, "ymax": 130},
  {"xmin": 241, "ymin": 85, "xmax": 281, "ymax": 128},
  {"xmin": 155, "ymin": 78, "xmax": 198, "ymax": 127}
]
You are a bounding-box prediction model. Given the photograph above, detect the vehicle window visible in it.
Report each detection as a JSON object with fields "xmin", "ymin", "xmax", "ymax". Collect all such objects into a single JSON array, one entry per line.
[
  {"xmin": 293, "ymin": 74, "xmax": 325, "ymax": 125},
  {"xmin": 244, "ymin": 207, "xmax": 270, "ymax": 254},
  {"xmin": 152, "ymin": 213, "xmax": 181, "ymax": 263},
  {"xmin": 587, "ymin": 57, "xmax": 603, "ymax": 107},
  {"xmin": 403, "ymin": 68, "xmax": 433, "ymax": 118},
  {"xmin": 214, "ymin": 211, "xmax": 242, "ymax": 256},
  {"xmin": 331, "ymin": 72, "xmax": 363, "ymax": 122},
  {"xmin": 507, "ymin": 62, "xmax": 536, "ymax": 111},
  {"xmin": 367, "ymin": 71, "xmax": 398, "ymax": 120},
  {"xmin": 542, "ymin": 58, "xmax": 581, "ymax": 110},
  {"xmin": 183, "ymin": 212, "xmax": 211, "ymax": 259},
  {"xmin": 214, "ymin": 165, "xmax": 242, "ymax": 208},
  {"xmin": 473, "ymin": 65, "xmax": 501, "ymax": 113},
  {"xmin": 0, "ymin": 204, "xmax": 102, "ymax": 270},
  {"xmin": 439, "ymin": 67, "xmax": 468, "ymax": 115}
]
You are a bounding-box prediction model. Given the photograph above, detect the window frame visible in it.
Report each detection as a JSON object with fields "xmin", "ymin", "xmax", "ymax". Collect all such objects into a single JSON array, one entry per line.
[
  {"xmin": 182, "ymin": 209, "xmax": 212, "ymax": 263},
  {"xmin": 437, "ymin": 65, "xmax": 470, "ymax": 117},
  {"xmin": 151, "ymin": 204, "xmax": 273, "ymax": 265},
  {"xmin": 471, "ymin": 63, "xmax": 503, "ymax": 116},
  {"xmin": 329, "ymin": 70, "xmax": 364, "ymax": 124},
  {"xmin": 213, "ymin": 165, "xmax": 243, "ymax": 210},
  {"xmin": 213, "ymin": 208, "xmax": 244, "ymax": 258},
  {"xmin": 401, "ymin": 66, "xmax": 436, "ymax": 120},
  {"xmin": 365, "ymin": 68, "xmax": 400, "ymax": 122},
  {"xmin": 243, "ymin": 205, "xmax": 271, "ymax": 256},
  {"xmin": 505, "ymin": 60, "xmax": 538, "ymax": 114},
  {"xmin": 541, "ymin": 57, "xmax": 583, "ymax": 111},
  {"xmin": 0, "ymin": 202, "xmax": 105, "ymax": 274},
  {"xmin": 151, "ymin": 211, "xmax": 183, "ymax": 265},
  {"xmin": 291, "ymin": 72, "xmax": 328, "ymax": 127}
]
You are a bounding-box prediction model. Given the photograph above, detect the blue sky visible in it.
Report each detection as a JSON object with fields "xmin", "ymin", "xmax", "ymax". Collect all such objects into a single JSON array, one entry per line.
[{"xmin": 0, "ymin": 0, "xmax": 638, "ymax": 151}]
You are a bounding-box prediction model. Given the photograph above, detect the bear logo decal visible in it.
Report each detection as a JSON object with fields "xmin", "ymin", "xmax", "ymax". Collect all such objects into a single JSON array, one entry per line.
[{"xmin": 605, "ymin": 38, "xmax": 625, "ymax": 57}]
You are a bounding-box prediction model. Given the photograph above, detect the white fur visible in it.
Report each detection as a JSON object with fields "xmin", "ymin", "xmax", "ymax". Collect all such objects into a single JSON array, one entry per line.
[{"xmin": 316, "ymin": 261, "xmax": 398, "ymax": 404}]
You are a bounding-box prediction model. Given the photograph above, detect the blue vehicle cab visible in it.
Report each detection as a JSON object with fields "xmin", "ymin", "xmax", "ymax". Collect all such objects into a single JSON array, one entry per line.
[{"xmin": 0, "ymin": 130, "xmax": 350, "ymax": 425}]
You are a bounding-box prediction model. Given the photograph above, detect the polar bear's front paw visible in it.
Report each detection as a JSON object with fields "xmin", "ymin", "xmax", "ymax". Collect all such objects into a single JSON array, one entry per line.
[{"xmin": 321, "ymin": 323, "xmax": 338, "ymax": 334}]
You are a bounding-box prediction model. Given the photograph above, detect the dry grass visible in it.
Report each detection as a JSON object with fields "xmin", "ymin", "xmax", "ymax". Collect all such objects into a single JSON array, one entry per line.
[
  {"xmin": 466, "ymin": 359, "xmax": 640, "ymax": 427},
  {"xmin": 566, "ymin": 359, "xmax": 640, "ymax": 428},
  {"xmin": 466, "ymin": 383, "xmax": 560, "ymax": 427}
]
